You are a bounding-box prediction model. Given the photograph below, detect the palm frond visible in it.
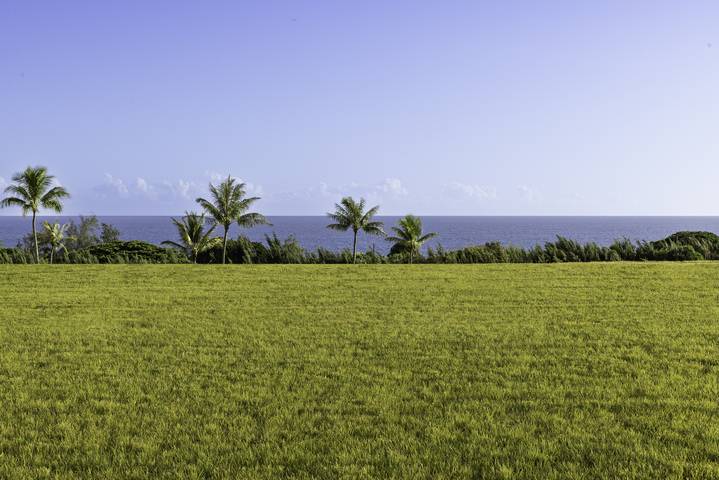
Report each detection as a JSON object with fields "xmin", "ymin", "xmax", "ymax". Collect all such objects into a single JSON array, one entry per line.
[
  {"xmin": 198, "ymin": 222, "xmax": 218, "ymax": 246},
  {"xmin": 389, "ymin": 226, "xmax": 408, "ymax": 239},
  {"xmin": 362, "ymin": 221, "xmax": 385, "ymax": 236},
  {"xmin": 3, "ymin": 184, "xmax": 30, "ymax": 199},
  {"xmin": 196, "ymin": 197, "xmax": 225, "ymax": 224},
  {"xmin": 419, "ymin": 232, "xmax": 439, "ymax": 243},
  {"xmin": 0, "ymin": 196, "xmax": 28, "ymax": 210},
  {"xmin": 42, "ymin": 185, "xmax": 70, "ymax": 202},
  {"xmin": 41, "ymin": 198, "xmax": 64, "ymax": 213},
  {"xmin": 363, "ymin": 204, "xmax": 380, "ymax": 220},
  {"xmin": 326, "ymin": 223, "xmax": 350, "ymax": 231},
  {"xmin": 236, "ymin": 196, "xmax": 260, "ymax": 211}
]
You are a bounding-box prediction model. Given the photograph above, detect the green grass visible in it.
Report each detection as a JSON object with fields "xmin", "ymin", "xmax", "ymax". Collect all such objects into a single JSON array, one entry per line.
[{"xmin": 1, "ymin": 264, "xmax": 718, "ymax": 479}]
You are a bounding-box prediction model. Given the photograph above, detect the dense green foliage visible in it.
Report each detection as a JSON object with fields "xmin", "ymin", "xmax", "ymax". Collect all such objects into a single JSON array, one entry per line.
[
  {"xmin": 3, "ymin": 241, "xmax": 189, "ymax": 264},
  {"xmin": 425, "ymin": 231, "xmax": 719, "ymax": 264},
  {"xmin": 162, "ymin": 212, "xmax": 220, "ymax": 263},
  {"xmin": 100, "ymin": 222, "xmax": 121, "ymax": 243},
  {"xmin": 79, "ymin": 241, "xmax": 189, "ymax": 264},
  {"xmin": 19, "ymin": 215, "xmax": 122, "ymax": 254},
  {"xmin": 0, "ymin": 247, "xmax": 33, "ymax": 264},
  {"xmin": 65, "ymin": 215, "xmax": 104, "ymax": 250},
  {"xmin": 4, "ymin": 230, "xmax": 719, "ymax": 265},
  {"xmin": 0, "ymin": 264, "xmax": 717, "ymax": 479}
]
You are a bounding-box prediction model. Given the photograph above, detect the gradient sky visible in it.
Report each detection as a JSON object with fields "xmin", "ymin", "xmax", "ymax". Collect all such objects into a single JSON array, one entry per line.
[{"xmin": 1, "ymin": 1, "xmax": 718, "ymax": 215}]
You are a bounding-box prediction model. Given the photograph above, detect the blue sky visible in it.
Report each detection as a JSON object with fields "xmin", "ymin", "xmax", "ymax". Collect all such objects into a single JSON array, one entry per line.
[{"xmin": 1, "ymin": 1, "xmax": 718, "ymax": 215}]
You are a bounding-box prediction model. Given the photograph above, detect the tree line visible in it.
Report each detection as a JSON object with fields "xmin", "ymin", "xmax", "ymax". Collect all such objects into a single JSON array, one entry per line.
[
  {"xmin": 1, "ymin": 166, "xmax": 436, "ymax": 264},
  {"xmin": 3, "ymin": 166, "xmax": 719, "ymax": 265}
]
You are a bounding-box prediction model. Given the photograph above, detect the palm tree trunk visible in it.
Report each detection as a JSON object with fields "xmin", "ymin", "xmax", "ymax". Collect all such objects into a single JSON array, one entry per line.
[
  {"xmin": 32, "ymin": 211, "xmax": 39, "ymax": 263},
  {"xmin": 352, "ymin": 230, "xmax": 358, "ymax": 264},
  {"xmin": 50, "ymin": 247, "xmax": 54, "ymax": 265},
  {"xmin": 222, "ymin": 227, "xmax": 228, "ymax": 265},
  {"xmin": 409, "ymin": 250, "xmax": 413, "ymax": 264}
]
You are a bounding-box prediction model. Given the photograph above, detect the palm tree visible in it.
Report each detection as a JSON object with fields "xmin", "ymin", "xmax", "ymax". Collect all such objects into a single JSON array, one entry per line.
[
  {"xmin": 196, "ymin": 176, "xmax": 268, "ymax": 264},
  {"xmin": 43, "ymin": 222, "xmax": 69, "ymax": 264},
  {"xmin": 162, "ymin": 212, "xmax": 219, "ymax": 263},
  {"xmin": 0, "ymin": 166, "xmax": 70, "ymax": 263},
  {"xmin": 386, "ymin": 215, "xmax": 438, "ymax": 264},
  {"xmin": 327, "ymin": 197, "xmax": 384, "ymax": 263}
]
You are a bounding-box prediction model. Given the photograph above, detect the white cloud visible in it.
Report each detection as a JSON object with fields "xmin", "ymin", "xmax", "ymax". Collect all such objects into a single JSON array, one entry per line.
[
  {"xmin": 176, "ymin": 179, "xmax": 192, "ymax": 198},
  {"xmin": 378, "ymin": 178, "xmax": 408, "ymax": 196},
  {"xmin": 444, "ymin": 182, "xmax": 497, "ymax": 200},
  {"xmin": 155, "ymin": 179, "xmax": 202, "ymax": 200},
  {"xmin": 103, "ymin": 173, "xmax": 128, "ymax": 195},
  {"xmin": 136, "ymin": 177, "xmax": 151, "ymax": 194},
  {"xmin": 310, "ymin": 178, "xmax": 409, "ymax": 200},
  {"xmin": 96, "ymin": 172, "xmax": 262, "ymax": 204},
  {"xmin": 133, "ymin": 177, "xmax": 197, "ymax": 199}
]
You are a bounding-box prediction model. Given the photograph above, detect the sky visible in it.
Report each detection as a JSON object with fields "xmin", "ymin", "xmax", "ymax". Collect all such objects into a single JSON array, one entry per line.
[{"xmin": 1, "ymin": 1, "xmax": 718, "ymax": 215}]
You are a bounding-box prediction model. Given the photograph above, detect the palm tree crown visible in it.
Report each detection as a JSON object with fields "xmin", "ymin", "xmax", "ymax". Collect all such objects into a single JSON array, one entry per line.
[
  {"xmin": 386, "ymin": 215, "xmax": 437, "ymax": 263},
  {"xmin": 327, "ymin": 196, "xmax": 384, "ymax": 263},
  {"xmin": 162, "ymin": 211, "xmax": 219, "ymax": 263},
  {"xmin": 196, "ymin": 176, "xmax": 268, "ymax": 264},
  {"xmin": 43, "ymin": 222, "xmax": 70, "ymax": 264},
  {"xmin": 0, "ymin": 166, "xmax": 70, "ymax": 262}
]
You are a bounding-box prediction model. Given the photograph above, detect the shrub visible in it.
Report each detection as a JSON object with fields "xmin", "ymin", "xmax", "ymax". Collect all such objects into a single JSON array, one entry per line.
[
  {"xmin": 2, "ymin": 230, "xmax": 717, "ymax": 265},
  {"xmin": 197, "ymin": 236, "xmax": 258, "ymax": 264},
  {"xmin": 649, "ymin": 231, "xmax": 719, "ymax": 260},
  {"xmin": 255, "ymin": 234, "xmax": 306, "ymax": 264},
  {"xmin": 610, "ymin": 238, "xmax": 636, "ymax": 261},
  {"xmin": 81, "ymin": 241, "xmax": 188, "ymax": 264},
  {"xmin": 0, "ymin": 248, "xmax": 32, "ymax": 264}
]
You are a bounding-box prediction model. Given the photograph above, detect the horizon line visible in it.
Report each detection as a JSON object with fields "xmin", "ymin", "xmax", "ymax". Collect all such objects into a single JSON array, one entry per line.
[{"xmin": 3, "ymin": 214, "xmax": 719, "ymax": 218}]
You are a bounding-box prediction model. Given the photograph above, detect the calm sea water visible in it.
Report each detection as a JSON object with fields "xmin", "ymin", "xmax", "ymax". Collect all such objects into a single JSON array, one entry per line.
[{"xmin": 2, "ymin": 216, "xmax": 719, "ymax": 253}]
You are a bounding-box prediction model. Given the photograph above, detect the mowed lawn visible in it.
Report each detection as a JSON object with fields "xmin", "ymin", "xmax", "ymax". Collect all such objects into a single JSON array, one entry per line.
[{"xmin": 1, "ymin": 264, "xmax": 718, "ymax": 479}]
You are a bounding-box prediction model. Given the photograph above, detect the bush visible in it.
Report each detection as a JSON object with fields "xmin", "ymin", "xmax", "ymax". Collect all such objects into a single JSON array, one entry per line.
[
  {"xmin": 0, "ymin": 248, "xmax": 32, "ymax": 264},
  {"xmin": 648, "ymin": 231, "xmax": 719, "ymax": 260},
  {"xmin": 255, "ymin": 234, "xmax": 306, "ymax": 264},
  {"xmin": 312, "ymin": 247, "xmax": 348, "ymax": 264},
  {"xmin": 81, "ymin": 241, "xmax": 188, "ymax": 264},
  {"xmin": 610, "ymin": 238, "xmax": 636, "ymax": 261},
  {"xmin": 196, "ymin": 236, "xmax": 258, "ymax": 264}
]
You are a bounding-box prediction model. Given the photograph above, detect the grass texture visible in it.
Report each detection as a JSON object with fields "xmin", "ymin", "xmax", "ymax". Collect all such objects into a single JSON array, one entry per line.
[{"xmin": 0, "ymin": 264, "xmax": 718, "ymax": 479}]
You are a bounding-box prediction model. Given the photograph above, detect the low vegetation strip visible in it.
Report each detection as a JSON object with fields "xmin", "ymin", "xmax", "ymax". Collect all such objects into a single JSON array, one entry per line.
[
  {"xmin": 1, "ymin": 264, "xmax": 718, "ymax": 479},
  {"xmin": 4, "ymin": 230, "xmax": 719, "ymax": 265}
]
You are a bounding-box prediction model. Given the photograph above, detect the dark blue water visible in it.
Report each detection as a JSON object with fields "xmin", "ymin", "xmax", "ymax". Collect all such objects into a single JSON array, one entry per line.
[{"xmin": 2, "ymin": 216, "xmax": 719, "ymax": 253}]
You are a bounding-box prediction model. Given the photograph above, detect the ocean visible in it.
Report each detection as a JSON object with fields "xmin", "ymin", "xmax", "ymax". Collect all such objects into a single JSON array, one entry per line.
[{"xmin": 2, "ymin": 216, "xmax": 719, "ymax": 254}]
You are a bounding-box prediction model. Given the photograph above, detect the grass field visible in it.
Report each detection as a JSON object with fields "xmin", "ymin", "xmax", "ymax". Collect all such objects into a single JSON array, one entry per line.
[{"xmin": 1, "ymin": 264, "xmax": 718, "ymax": 479}]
